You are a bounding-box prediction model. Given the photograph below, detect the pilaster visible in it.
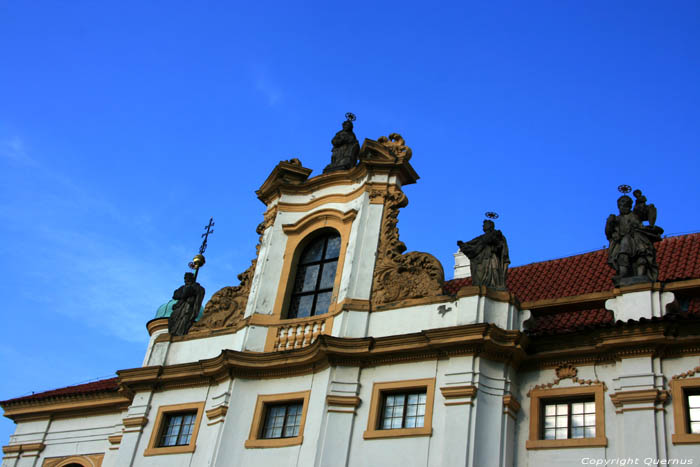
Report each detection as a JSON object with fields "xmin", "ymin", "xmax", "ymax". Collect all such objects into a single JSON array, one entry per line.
[
  {"xmin": 113, "ymin": 391, "xmax": 153, "ymax": 466},
  {"xmin": 316, "ymin": 367, "xmax": 361, "ymax": 467},
  {"xmin": 436, "ymin": 355, "xmax": 516, "ymax": 467},
  {"xmin": 610, "ymin": 356, "xmax": 668, "ymax": 460}
]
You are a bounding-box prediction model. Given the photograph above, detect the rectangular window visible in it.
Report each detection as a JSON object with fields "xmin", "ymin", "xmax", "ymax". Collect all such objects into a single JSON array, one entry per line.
[
  {"xmin": 380, "ymin": 391, "xmax": 427, "ymax": 430},
  {"xmin": 686, "ymin": 391, "xmax": 700, "ymax": 435},
  {"xmin": 671, "ymin": 377, "xmax": 700, "ymax": 444},
  {"xmin": 158, "ymin": 412, "xmax": 197, "ymax": 447},
  {"xmin": 246, "ymin": 391, "xmax": 310, "ymax": 448},
  {"xmin": 364, "ymin": 378, "xmax": 435, "ymax": 440},
  {"xmin": 144, "ymin": 402, "xmax": 205, "ymax": 456},
  {"xmin": 526, "ymin": 385, "xmax": 606, "ymax": 449},
  {"xmin": 262, "ymin": 402, "xmax": 303, "ymax": 438},
  {"xmin": 542, "ymin": 399, "xmax": 595, "ymax": 440}
]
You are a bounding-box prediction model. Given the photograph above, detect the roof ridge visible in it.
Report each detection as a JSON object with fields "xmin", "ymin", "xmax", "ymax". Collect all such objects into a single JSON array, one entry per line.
[{"xmin": 509, "ymin": 232, "xmax": 700, "ymax": 271}]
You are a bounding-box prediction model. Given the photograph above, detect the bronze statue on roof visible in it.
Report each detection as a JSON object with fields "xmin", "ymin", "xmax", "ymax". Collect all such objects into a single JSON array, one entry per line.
[
  {"xmin": 605, "ymin": 186, "xmax": 663, "ymax": 286},
  {"xmin": 323, "ymin": 113, "xmax": 360, "ymax": 173},
  {"xmin": 457, "ymin": 213, "xmax": 510, "ymax": 290},
  {"xmin": 168, "ymin": 272, "xmax": 205, "ymax": 336}
]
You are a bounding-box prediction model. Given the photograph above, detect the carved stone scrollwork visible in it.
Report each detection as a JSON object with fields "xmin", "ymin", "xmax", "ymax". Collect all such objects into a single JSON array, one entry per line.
[
  {"xmin": 371, "ymin": 190, "xmax": 444, "ymax": 305},
  {"xmin": 377, "ymin": 133, "xmax": 412, "ymax": 161},
  {"xmin": 191, "ymin": 207, "xmax": 278, "ymax": 333},
  {"xmin": 527, "ymin": 363, "xmax": 607, "ymax": 396}
]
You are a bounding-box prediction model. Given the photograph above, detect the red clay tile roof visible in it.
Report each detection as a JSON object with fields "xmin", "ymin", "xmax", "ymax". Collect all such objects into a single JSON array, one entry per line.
[
  {"xmin": 444, "ymin": 233, "xmax": 700, "ymax": 335},
  {"xmin": 526, "ymin": 308, "xmax": 614, "ymax": 336},
  {"xmin": 1, "ymin": 377, "xmax": 119, "ymax": 406},
  {"xmin": 444, "ymin": 233, "xmax": 700, "ymax": 302}
]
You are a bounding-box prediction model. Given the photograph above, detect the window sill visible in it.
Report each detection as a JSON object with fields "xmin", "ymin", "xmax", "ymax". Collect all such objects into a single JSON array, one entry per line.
[
  {"xmin": 526, "ymin": 437, "xmax": 607, "ymax": 450},
  {"xmin": 672, "ymin": 433, "xmax": 700, "ymax": 444},
  {"xmin": 244, "ymin": 436, "xmax": 304, "ymax": 448},
  {"xmin": 363, "ymin": 427, "xmax": 432, "ymax": 440},
  {"xmin": 143, "ymin": 444, "xmax": 197, "ymax": 456}
]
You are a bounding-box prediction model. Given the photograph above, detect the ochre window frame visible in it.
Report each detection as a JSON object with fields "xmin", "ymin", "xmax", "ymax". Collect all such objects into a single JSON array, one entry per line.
[
  {"xmin": 273, "ymin": 209, "xmax": 356, "ymax": 321},
  {"xmin": 671, "ymin": 377, "xmax": 700, "ymax": 444},
  {"xmin": 245, "ymin": 391, "xmax": 311, "ymax": 448},
  {"xmin": 143, "ymin": 401, "xmax": 205, "ymax": 456},
  {"xmin": 526, "ymin": 385, "xmax": 607, "ymax": 449},
  {"xmin": 363, "ymin": 378, "xmax": 436, "ymax": 440}
]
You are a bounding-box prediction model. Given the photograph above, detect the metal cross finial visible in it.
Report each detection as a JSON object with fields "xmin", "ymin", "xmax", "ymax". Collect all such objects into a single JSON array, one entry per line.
[
  {"xmin": 188, "ymin": 217, "xmax": 214, "ymax": 280},
  {"xmin": 199, "ymin": 217, "xmax": 215, "ymax": 255}
]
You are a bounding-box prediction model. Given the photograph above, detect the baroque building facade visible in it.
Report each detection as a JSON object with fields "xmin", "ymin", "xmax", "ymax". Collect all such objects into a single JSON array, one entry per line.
[{"xmin": 2, "ymin": 133, "xmax": 700, "ymax": 467}]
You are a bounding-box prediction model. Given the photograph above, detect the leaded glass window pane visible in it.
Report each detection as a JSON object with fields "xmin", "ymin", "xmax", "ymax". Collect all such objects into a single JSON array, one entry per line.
[
  {"xmin": 287, "ymin": 231, "xmax": 341, "ymax": 319},
  {"xmin": 158, "ymin": 411, "xmax": 197, "ymax": 447},
  {"xmin": 319, "ymin": 261, "xmax": 338, "ymax": 289},
  {"xmin": 379, "ymin": 390, "xmax": 427, "ymax": 430},
  {"xmin": 688, "ymin": 392, "xmax": 700, "ymax": 434},
  {"xmin": 542, "ymin": 398, "xmax": 595, "ymax": 440},
  {"xmin": 261, "ymin": 402, "xmax": 304, "ymax": 439}
]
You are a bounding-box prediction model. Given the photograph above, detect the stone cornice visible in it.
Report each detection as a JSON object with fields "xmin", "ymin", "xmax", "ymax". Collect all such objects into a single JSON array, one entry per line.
[
  {"xmin": 521, "ymin": 317, "xmax": 700, "ymax": 369},
  {"xmin": 5, "ymin": 318, "xmax": 700, "ymax": 422},
  {"xmin": 118, "ymin": 324, "xmax": 525, "ymax": 391},
  {"xmin": 1, "ymin": 392, "xmax": 131, "ymax": 422},
  {"xmin": 609, "ymin": 389, "xmax": 668, "ymax": 408}
]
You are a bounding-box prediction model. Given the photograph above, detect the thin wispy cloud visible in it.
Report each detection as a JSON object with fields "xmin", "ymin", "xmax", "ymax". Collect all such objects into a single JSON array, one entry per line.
[
  {"xmin": 0, "ymin": 137, "xmax": 37, "ymax": 166},
  {"xmin": 1, "ymin": 141, "xmax": 178, "ymax": 343},
  {"xmin": 252, "ymin": 68, "xmax": 283, "ymax": 106}
]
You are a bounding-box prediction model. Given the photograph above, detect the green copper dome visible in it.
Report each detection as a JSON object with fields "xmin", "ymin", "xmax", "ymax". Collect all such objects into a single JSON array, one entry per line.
[{"xmin": 155, "ymin": 299, "xmax": 204, "ymax": 321}]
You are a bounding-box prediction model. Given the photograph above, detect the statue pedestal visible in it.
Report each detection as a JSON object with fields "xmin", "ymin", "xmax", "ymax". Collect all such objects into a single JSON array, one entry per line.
[
  {"xmin": 614, "ymin": 275, "xmax": 652, "ymax": 288},
  {"xmin": 605, "ymin": 282, "xmax": 674, "ymax": 322},
  {"xmin": 455, "ymin": 285, "xmax": 520, "ymax": 330}
]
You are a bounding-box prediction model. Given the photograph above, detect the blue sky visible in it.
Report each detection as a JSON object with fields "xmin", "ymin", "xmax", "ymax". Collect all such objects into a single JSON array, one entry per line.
[{"xmin": 1, "ymin": 1, "xmax": 699, "ymax": 442}]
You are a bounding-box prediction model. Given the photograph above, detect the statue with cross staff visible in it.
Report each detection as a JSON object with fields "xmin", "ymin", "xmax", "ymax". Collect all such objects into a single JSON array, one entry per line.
[{"xmin": 168, "ymin": 218, "xmax": 214, "ymax": 336}]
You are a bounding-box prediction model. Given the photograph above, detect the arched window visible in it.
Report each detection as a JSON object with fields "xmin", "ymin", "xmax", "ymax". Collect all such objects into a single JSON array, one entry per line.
[{"xmin": 287, "ymin": 231, "xmax": 341, "ymax": 319}]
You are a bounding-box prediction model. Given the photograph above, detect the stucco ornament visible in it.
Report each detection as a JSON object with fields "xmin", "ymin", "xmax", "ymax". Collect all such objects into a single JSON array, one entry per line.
[
  {"xmin": 191, "ymin": 207, "xmax": 278, "ymax": 332},
  {"xmin": 372, "ymin": 189, "xmax": 444, "ymax": 304},
  {"xmin": 377, "ymin": 133, "xmax": 412, "ymax": 161},
  {"xmin": 527, "ymin": 363, "xmax": 606, "ymax": 396}
]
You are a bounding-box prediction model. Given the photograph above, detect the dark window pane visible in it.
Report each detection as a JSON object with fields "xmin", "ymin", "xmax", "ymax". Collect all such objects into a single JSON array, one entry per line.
[
  {"xmin": 262, "ymin": 403, "xmax": 303, "ymax": 439},
  {"xmin": 158, "ymin": 412, "xmax": 197, "ymax": 447},
  {"xmin": 324, "ymin": 235, "xmax": 341, "ymax": 259},
  {"xmin": 379, "ymin": 390, "xmax": 427, "ymax": 430},
  {"xmin": 294, "ymin": 265, "xmax": 319, "ymax": 293},
  {"xmin": 289, "ymin": 295, "xmax": 314, "ymax": 319},
  {"xmin": 301, "ymin": 240, "xmax": 324, "ymax": 263},
  {"xmin": 319, "ymin": 261, "xmax": 337, "ymax": 289},
  {"xmin": 315, "ymin": 292, "xmax": 332, "ymax": 315}
]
